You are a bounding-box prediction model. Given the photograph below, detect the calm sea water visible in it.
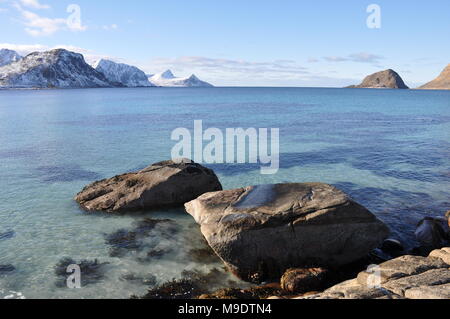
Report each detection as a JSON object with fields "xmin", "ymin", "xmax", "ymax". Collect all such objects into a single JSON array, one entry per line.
[{"xmin": 0, "ymin": 87, "xmax": 449, "ymax": 299}]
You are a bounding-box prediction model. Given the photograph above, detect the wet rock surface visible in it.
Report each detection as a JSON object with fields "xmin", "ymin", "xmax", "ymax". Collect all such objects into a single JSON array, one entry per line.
[
  {"xmin": 75, "ymin": 159, "xmax": 222, "ymax": 212},
  {"xmin": 185, "ymin": 183, "xmax": 389, "ymax": 282}
]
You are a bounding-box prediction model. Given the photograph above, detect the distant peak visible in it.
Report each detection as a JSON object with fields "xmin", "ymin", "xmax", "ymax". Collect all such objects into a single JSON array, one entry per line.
[{"xmin": 161, "ymin": 70, "xmax": 175, "ymax": 79}]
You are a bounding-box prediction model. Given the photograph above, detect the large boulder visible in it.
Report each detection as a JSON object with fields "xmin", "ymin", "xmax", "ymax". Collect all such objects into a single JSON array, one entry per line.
[
  {"xmin": 75, "ymin": 159, "xmax": 222, "ymax": 212},
  {"xmin": 185, "ymin": 183, "xmax": 390, "ymax": 282}
]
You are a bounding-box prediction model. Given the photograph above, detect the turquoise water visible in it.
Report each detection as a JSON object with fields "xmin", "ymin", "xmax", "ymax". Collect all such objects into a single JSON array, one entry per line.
[{"xmin": 0, "ymin": 87, "xmax": 449, "ymax": 299}]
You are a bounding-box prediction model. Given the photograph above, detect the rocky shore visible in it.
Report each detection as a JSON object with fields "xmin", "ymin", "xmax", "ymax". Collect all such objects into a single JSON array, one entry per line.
[
  {"xmin": 291, "ymin": 248, "xmax": 450, "ymax": 299},
  {"xmin": 74, "ymin": 159, "xmax": 450, "ymax": 299}
]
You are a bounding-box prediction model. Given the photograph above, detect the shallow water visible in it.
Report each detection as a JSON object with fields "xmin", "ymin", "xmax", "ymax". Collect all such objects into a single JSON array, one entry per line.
[{"xmin": 0, "ymin": 87, "xmax": 449, "ymax": 299}]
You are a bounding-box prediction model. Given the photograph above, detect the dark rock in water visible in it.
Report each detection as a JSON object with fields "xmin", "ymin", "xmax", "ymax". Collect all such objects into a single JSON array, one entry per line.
[
  {"xmin": 0, "ymin": 230, "xmax": 15, "ymax": 240},
  {"xmin": 280, "ymin": 268, "xmax": 329, "ymax": 294},
  {"xmin": 105, "ymin": 229, "xmax": 140, "ymax": 257},
  {"xmin": 105, "ymin": 218, "xmax": 178, "ymax": 258},
  {"xmin": 0, "ymin": 264, "xmax": 16, "ymax": 274},
  {"xmin": 185, "ymin": 183, "xmax": 390, "ymax": 283},
  {"xmin": 415, "ymin": 217, "xmax": 449, "ymax": 249},
  {"xmin": 74, "ymin": 158, "xmax": 222, "ymax": 212},
  {"xmin": 54, "ymin": 257, "xmax": 109, "ymax": 288},
  {"xmin": 381, "ymin": 239, "xmax": 405, "ymax": 257},
  {"xmin": 133, "ymin": 218, "xmax": 178, "ymax": 236},
  {"xmin": 346, "ymin": 69, "xmax": 409, "ymax": 89}
]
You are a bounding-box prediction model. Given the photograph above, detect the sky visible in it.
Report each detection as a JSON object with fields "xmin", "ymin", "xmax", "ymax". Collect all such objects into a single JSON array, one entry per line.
[{"xmin": 0, "ymin": 0, "xmax": 449, "ymax": 87}]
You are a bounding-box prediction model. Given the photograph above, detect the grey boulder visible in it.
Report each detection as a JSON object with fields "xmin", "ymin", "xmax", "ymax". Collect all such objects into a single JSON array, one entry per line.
[
  {"xmin": 75, "ymin": 159, "xmax": 222, "ymax": 212},
  {"xmin": 185, "ymin": 183, "xmax": 390, "ymax": 282}
]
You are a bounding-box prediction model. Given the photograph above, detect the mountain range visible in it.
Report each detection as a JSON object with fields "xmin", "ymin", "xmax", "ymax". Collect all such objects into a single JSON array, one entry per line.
[
  {"xmin": 0, "ymin": 48, "xmax": 213, "ymax": 89},
  {"xmin": 148, "ymin": 70, "xmax": 213, "ymax": 87}
]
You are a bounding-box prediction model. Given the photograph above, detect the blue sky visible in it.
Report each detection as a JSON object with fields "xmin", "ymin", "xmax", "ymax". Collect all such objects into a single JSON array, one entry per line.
[{"xmin": 0, "ymin": 0, "xmax": 449, "ymax": 87}]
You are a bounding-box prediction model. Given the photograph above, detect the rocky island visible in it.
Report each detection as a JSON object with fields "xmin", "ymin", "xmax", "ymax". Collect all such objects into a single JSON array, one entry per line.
[{"xmin": 347, "ymin": 69, "xmax": 409, "ymax": 89}]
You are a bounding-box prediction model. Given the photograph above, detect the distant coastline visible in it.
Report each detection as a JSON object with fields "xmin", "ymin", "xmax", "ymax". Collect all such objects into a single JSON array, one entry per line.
[{"xmin": 0, "ymin": 48, "xmax": 449, "ymax": 90}]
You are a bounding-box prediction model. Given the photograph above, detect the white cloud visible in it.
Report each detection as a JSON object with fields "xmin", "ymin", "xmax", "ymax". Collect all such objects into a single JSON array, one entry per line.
[
  {"xmin": 20, "ymin": 0, "xmax": 49, "ymax": 10},
  {"xmin": 323, "ymin": 52, "xmax": 384, "ymax": 64},
  {"xmin": 20, "ymin": 9, "xmax": 67, "ymax": 36},
  {"xmin": 307, "ymin": 58, "xmax": 319, "ymax": 63},
  {"xmin": 102, "ymin": 24, "xmax": 118, "ymax": 31},
  {"xmin": 11, "ymin": 2, "xmax": 87, "ymax": 36},
  {"xmin": 147, "ymin": 56, "xmax": 309, "ymax": 77},
  {"xmin": 0, "ymin": 43, "xmax": 48, "ymax": 55}
]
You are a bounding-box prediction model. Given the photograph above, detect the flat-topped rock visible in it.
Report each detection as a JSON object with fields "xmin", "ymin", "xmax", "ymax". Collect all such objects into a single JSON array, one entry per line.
[
  {"xmin": 185, "ymin": 183, "xmax": 389, "ymax": 282},
  {"xmin": 75, "ymin": 159, "xmax": 222, "ymax": 212}
]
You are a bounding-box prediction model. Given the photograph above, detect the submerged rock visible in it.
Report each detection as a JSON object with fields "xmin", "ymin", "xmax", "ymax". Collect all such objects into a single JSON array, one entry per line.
[
  {"xmin": 105, "ymin": 218, "xmax": 178, "ymax": 258},
  {"xmin": 0, "ymin": 230, "xmax": 15, "ymax": 241},
  {"xmin": 0, "ymin": 264, "xmax": 16, "ymax": 274},
  {"xmin": 75, "ymin": 159, "xmax": 222, "ymax": 212},
  {"xmin": 185, "ymin": 183, "xmax": 390, "ymax": 282}
]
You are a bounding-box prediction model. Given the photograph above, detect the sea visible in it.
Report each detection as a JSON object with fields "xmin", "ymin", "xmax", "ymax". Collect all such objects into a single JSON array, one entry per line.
[{"xmin": 0, "ymin": 87, "xmax": 449, "ymax": 298}]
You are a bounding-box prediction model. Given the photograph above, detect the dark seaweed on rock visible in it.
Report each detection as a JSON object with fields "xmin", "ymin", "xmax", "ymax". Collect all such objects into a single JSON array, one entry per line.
[{"xmin": 135, "ymin": 268, "xmax": 240, "ymax": 299}]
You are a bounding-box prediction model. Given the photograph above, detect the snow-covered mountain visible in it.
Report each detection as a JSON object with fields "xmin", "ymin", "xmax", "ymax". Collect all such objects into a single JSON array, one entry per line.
[
  {"xmin": 0, "ymin": 49, "xmax": 22, "ymax": 67},
  {"xmin": 94, "ymin": 59, "xmax": 154, "ymax": 87},
  {"xmin": 149, "ymin": 70, "xmax": 213, "ymax": 87},
  {"xmin": 0, "ymin": 49, "xmax": 113, "ymax": 88}
]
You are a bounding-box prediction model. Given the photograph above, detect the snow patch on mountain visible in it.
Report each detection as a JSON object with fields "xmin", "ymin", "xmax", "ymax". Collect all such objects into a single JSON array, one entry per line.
[
  {"xmin": 0, "ymin": 49, "xmax": 22, "ymax": 67},
  {"xmin": 149, "ymin": 70, "xmax": 213, "ymax": 87},
  {"xmin": 94, "ymin": 59, "xmax": 154, "ymax": 87}
]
